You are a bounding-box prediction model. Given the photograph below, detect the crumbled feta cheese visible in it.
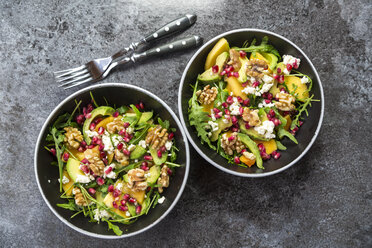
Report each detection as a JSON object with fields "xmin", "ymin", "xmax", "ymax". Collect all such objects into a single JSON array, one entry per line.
[
  {"xmin": 111, "ymin": 135, "xmax": 123, "ymax": 147},
  {"xmin": 116, "ymin": 183, "xmax": 123, "ymax": 191},
  {"xmin": 229, "ymin": 98, "xmax": 241, "ymax": 115},
  {"xmin": 207, "ymin": 132, "xmax": 212, "ymax": 137},
  {"xmin": 102, "ymin": 131, "xmax": 114, "ymax": 154},
  {"xmin": 127, "ymin": 144, "xmax": 136, "ymax": 152},
  {"xmin": 72, "ymin": 188, "xmax": 79, "ymax": 195},
  {"xmin": 126, "ymin": 127, "xmax": 134, "ymax": 134},
  {"xmin": 144, "ymin": 172, "xmax": 151, "ymax": 178},
  {"xmin": 58, "ymin": 175, "xmax": 70, "ymax": 184},
  {"xmin": 301, "ymin": 76, "xmax": 309, "ymax": 84},
  {"xmin": 210, "ymin": 109, "xmax": 216, "ymax": 121},
  {"xmin": 75, "ymin": 175, "xmax": 92, "ymax": 184},
  {"xmin": 106, "ymin": 171, "xmax": 117, "ymax": 179},
  {"xmin": 208, "ymin": 121, "xmax": 219, "ymax": 132},
  {"xmin": 135, "ymin": 159, "xmax": 138, "ymax": 162},
  {"xmin": 126, "ymin": 211, "xmax": 131, "ymax": 217},
  {"xmin": 158, "ymin": 196, "xmax": 166, "ymax": 204},
  {"xmin": 93, "ymin": 209, "xmax": 111, "ymax": 222},
  {"xmin": 259, "ymin": 83, "xmax": 273, "ymax": 94},
  {"xmin": 254, "ymin": 120, "xmax": 276, "ymax": 139},
  {"xmin": 138, "ymin": 140, "xmax": 147, "ymax": 149},
  {"xmin": 242, "ymin": 86, "xmax": 256, "ymax": 95},
  {"xmin": 216, "ymin": 102, "xmax": 221, "ymax": 107},
  {"xmin": 222, "ymin": 118, "xmax": 229, "ymax": 124},
  {"xmin": 85, "ymin": 130, "xmax": 99, "ymax": 138},
  {"xmin": 262, "ymin": 75, "xmax": 274, "ymax": 84},
  {"xmin": 258, "ymin": 100, "xmax": 275, "ymax": 108},
  {"xmin": 283, "ymin": 68, "xmax": 290, "ymax": 75},
  {"xmin": 283, "ymin": 55, "xmax": 301, "ymax": 68},
  {"xmin": 165, "ymin": 141, "xmax": 173, "ymax": 151},
  {"xmin": 104, "ymin": 163, "xmax": 117, "ymax": 179}
]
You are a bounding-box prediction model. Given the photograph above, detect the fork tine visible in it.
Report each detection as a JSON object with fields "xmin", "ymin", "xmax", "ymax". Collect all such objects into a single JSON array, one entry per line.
[
  {"xmin": 55, "ymin": 69, "xmax": 90, "ymax": 82},
  {"xmin": 62, "ymin": 77, "xmax": 94, "ymax": 89},
  {"xmin": 54, "ymin": 65, "xmax": 87, "ymax": 77},
  {"xmin": 58, "ymin": 73, "xmax": 92, "ymax": 87}
]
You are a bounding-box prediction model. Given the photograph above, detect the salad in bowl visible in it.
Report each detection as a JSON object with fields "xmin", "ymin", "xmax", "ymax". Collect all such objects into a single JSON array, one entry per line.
[{"xmin": 188, "ymin": 36, "xmax": 318, "ymax": 170}]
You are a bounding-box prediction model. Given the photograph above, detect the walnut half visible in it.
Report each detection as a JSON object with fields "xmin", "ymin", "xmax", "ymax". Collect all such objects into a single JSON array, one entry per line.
[
  {"xmin": 64, "ymin": 127, "xmax": 83, "ymax": 149},
  {"xmin": 157, "ymin": 165, "xmax": 170, "ymax": 193},
  {"xmin": 114, "ymin": 148, "xmax": 129, "ymax": 166},
  {"xmin": 275, "ymin": 92, "xmax": 296, "ymax": 111},
  {"xmin": 195, "ymin": 85, "xmax": 218, "ymax": 105},
  {"xmin": 246, "ymin": 59, "xmax": 268, "ymax": 79},
  {"xmin": 242, "ymin": 108, "xmax": 261, "ymax": 127},
  {"xmin": 127, "ymin": 168, "xmax": 148, "ymax": 192},
  {"xmin": 220, "ymin": 132, "xmax": 245, "ymax": 156},
  {"xmin": 145, "ymin": 125, "xmax": 168, "ymax": 150},
  {"xmin": 72, "ymin": 187, "xmax": 89, "ymax": 206},
  {"xmin": 106, "ymin": 117, "xmax": 125, "ymax": 134}
]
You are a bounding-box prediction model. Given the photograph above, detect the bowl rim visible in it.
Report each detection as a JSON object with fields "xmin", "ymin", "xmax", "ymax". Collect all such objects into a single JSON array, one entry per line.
[
  {"xmin": 34, "ymin": 83, "xmax": 190, "ymax": 239},
  {"xmin": 178, "ymin": 28, "xmax": 324, "ymax": 178}
]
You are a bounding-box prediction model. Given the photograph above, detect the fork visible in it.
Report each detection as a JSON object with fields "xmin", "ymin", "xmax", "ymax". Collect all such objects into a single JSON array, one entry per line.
[{"xmin": 55, "ymin": 14, "xmax": 198, "ymax": 89}]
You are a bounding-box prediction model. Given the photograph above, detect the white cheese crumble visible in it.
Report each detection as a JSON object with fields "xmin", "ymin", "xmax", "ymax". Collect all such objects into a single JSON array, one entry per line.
[
  {"xmin": 165, "ymin": 141, "xmax": 173, "ymax": 151},
  {"xmin": 262, "ymin": 75, "xmax": 274, "ymax": 84},
  {"xmin": 126, "ymin": 211, "xmax": 131, "ymax": 217},
  {"xmin": 104, "ymin": 163, "xmax": 117, "ymax": 179},
  {"xmin": 111, "ymin": 135, "xmax": 123, "ymax": 147},
  {"xmin": 283, "ymin": 68, "xmax": 290, "ymax": 75},
  {"xmin": 242, "ymin": 86, "xmax": 256, "ymax": 95},
  {"xmin": 93, "ymin": 209, "xmax": 111, "ymax": 222},
  {"xmin": 283, "ymin": 55, "xmax": 301, "ymax": 68},
  {"xmin": 222, "ymin": 118, "xmax": 229, "ymax": 124},
  {"xmin": 102, "ymin": 131, "xmax": 114, "ymax": 154},
  {"xmin": 210, "ymin": 109, "xmax": 216, "ymax": 121},
  {"xmin": 75, "ymin": 175, "xmax": 92, "ymax": 184},
  {"xmin": 301, "ymin": 76, "xmax": 309, "ymax": 84},
  {"xmin": 58, "ymin": 175, "xmax": 70, "ymax": 184},
  {"xmin": 85, "ymin": 130, "xmax": 99, "ymax": 138},
  {"xmin": 144, "ymin": 172, "xmax": 151, "ymax": 178},
  {"xmin": 258, "ymin": 100, "xmax": 275, "ymax": 108},
  {"xmin": 127, "ymin": 144, "xmax": 136, "ymax": 152},
  {"xmin": 126, "ymin": 127, "xmax": 134, "ymax": 134},
  {"xmin": 254, "ymin": 120, "xmax": 276, "ymax": 139},
  {"xmin": 259, "ymin": 83, "xmax": 273, "ymax": 95},
  {"xmin": 138, "ymin": 140, "xmax": 147, "ymax": 149},
  {"xmin": 208, "ymin": 121, "xmax": 219, "ymax": 132},
  {"xmin": 158, "ymin": 196, "xmax": 166, "ymax": 204},
  {"xmin": 116, "ymin": 182, "xmax": 123, "ymax": 191},
  {"xmin": 229, "ymin": 97, "xmax": 241, "ymax": 115}
]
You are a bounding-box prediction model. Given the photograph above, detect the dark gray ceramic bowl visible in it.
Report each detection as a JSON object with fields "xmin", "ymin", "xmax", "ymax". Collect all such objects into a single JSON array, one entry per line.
[
  {"xmin": 35, "ymin": 83, "xmax": 190, "ymax": 238},
  {"xmin": 178, "ymin": 29, "xmax": 324, "ymax": 177}
]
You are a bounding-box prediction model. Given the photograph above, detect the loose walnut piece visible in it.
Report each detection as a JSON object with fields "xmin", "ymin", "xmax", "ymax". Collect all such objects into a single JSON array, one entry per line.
[
  {"xmin": 195, "ymin": 85, "xmax": 218, "ymax": 105},
  {"xmin": 243, "ymin": 151, "xmax": 256, "ymax": 161},
  {"xmin": 242, "ymin": 108, "xmax": 261, "ymax": 127},
  {"xmin": 106, "ymin": 117, "xmax": 125, "ymax": 134},
  {"xmin": 275, "ymin": 92, "xmax": 296, "ymax": 111},
  {"xmin": 246, "ymin": 59, "xmax": 268, "ymax": 79},
  {"xmin": 127, "ymin": 168, "xmax": 148, "ymax": 192},
  {"xmin": 157, "ymin": 165, "xmax": 169, "ymax": 193},
  {"xmin": 227, "ymin": 49, "xmax": 241, "ymax": 71},
  {"xmin": 220, "ymin": 132, "xmax": 245, "ymax": 156},
  {"xmin": 145, "ymin": 125, "xmax": 168, "ymax": 150},
  {"xmin": 84, "ymin": 148, "xmax": 105, "ymax": 176},
  {"xmin": 72, "ymin": 187, "xmax": 89, "ymax": 206},
  {"xmin": 114, "ymin": 148, "xmax": 129, "ymax": 166},
  {"xmin": 64, "ymin": 127, "xmax": 83, "ymax": 149}
]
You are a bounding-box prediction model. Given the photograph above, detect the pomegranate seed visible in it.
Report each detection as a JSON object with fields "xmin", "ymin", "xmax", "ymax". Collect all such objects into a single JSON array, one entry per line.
[
  {"xmin": 231, "ymin": 116, "xmax": 238, "ymax": 124},
  {"xmin": 100, "ymin": 152, "xmax": 106, "ymax": 159},
  {"xmin": 96, "ymin": 139, "xmax": 102, "ymax": 146},
  {"xmin": 239, "ymin": 107, "xmax": 244, "ymax": 115},
  {"xmin": 78, "ymin": 146, "xmax": 84, "ymax": 152},
  {"xmin": 116, "ymin": 143, "xmax": 123, "ymax": 150},
  {"xmin": 140, "ymin": 165, "xmax": 149, "ymax": 171},
  {"xmin": 80, "ymin": 164, "xmax": 89, "ymax": 174},
  {"xmin": 292, "ymin": 126, "xmax": 299, "ymax": 132},
  {"xmin": 167, "ymin": 167, "xmax": 173, "ymax": 176},
  {"xmin": 299, "ymin": 121, "xmax": 304, "ymax": 126},
  {"xmin": 239, "ymin": 50, "xmax": 247, "ymax": 57},
  {"xmin": 135, "ymin": 104, "xmax": 141, "ymax": 109},
  {"xmin": 257, "ymin": 143, "xmax": 266, "ymax": 153},
  {"xmin": 112, "ymin": 111, "xmax": 119, "ymax": 117},
  {"xmin": 119, "ymin": 205, "xmax": 128, "ymax": 212},
  {"xmin": 277, "ymin": 68, "xmax": 282, "ymax": 73},
  {"xmin": 105, "ymin": 166, "xmax": 113, "ymax": 174},
  {"xmin": 80, "ymin": 158, "xmax": 89, "ymax": 164},
  {"xmin": 236, "ymin": 96, "xmax": 243, "ymax": 103},
  {"xmin": 62, "ymin": 152, "xmax": 69, "ymax": 162},
  {"xmin": 231, "ymin": 126, "xmax": 239, "ymax": 132},
  {"xmin": 273, "ymin": 118, "xmax": 281, "ymax": 126},
  {"xmin": 168, "ymin": 132, "xmax": 174, "ymax": 140},
  {"xmin": 228, "ymin": 136, "xmax": 235, "ymax": 141},
  {"xmin": 233, "ymin": 72, "xmax": 239, "ymax": 78},
  {"xmin": 102, "ymin": 157, "xmax": 108, "ymax": 165},
  {"xmin": 146, "ymin": 186, "xmax": 151, "ymax": 192},
  {"xmin": 99, "ymin": 144, "xmax": 104, "ymax": 151},
  {"xmin": 113, "ymin": 189, "xmax": 121, "ymax": 198},
  {"xmin": 245, "ymin": 123, "xmax": 251, "ymax": 129},
  {"xmin": 112, "ymin": 201, "xmax": 118, "ymax": 209},
  {"xmin": 91, "ymin": 136, "xmax": 98, "ymax": 144},
  {"xmin": 267, "ymin": 93, "xmax": 273, "ymax": 100},
  {"xmin": 123, "ymin": 194, "xmax": 130, "ymax": 201},
  {"xmin": 50, "ymin": 148, "xmax": 56, "ymax": 156},
  {"xmin": 278, "ymin": 75, "xmax": 285, "ymax": 83},
  {"xmin": 144, "ymin": 155, "xmax": 153, "ymax": 161},
  {"xmin": 87, "ymin": 104, "xmax": 94, "ymax": 113},
  {"xmin": 226, "ymin": 96, "xmax": 233, "ymax": 104},
  {"xmin": 293, "ymin": 61, "xmax": 299, "ymax": 69},
  {"xmin": 265, "ymin": 99, "xmax": 271, "ymax": 104},
  {"xmin": 76, "ymin": 114, "xmax": 85, "ymax": 125},
  {"xmin": 85, "ymin": 113, "xmax": 92, "ymax": 119},
  {"xmin": 87, "ymin": 144, "xmax": 95, "ymax": 149},
  {"xmin": 98, "ymin": 126, "xmax": 105, "ymax": 135},
  {"xmin": 94, "ymin": 117, "xmax": 102, "ymax": 124},
  {"xmin": 80, "ymin": 141, "xmax": 87, "ymax": 147},
  {"xmin": 273, "ymin": 152, "xmax": 281, "ymax": 160},
  {"xmin": 226, "ymin": 66, "xmax": 234, "ymax": 73},
  {"xmin": 108, "ymin": 185, "xmax": 114, "ymax": 193},
  {"xmin": 234, "ymin": 156, "xmax": 240, "ymax": 164},
  {"xmin": 88, "ymin": 188, "xmax": 96, "ymax": 195},
  {"xmin": 212, "ymin": 65, "xmax": 219, "ymax": 73},
  {"xmin": 96, "ymin": 177, "xmax": 105, "ymax": 186},
  {"xmin": 260, "ymin": 152, "xmax": 271, "ymax": 160},
  {"xmin": 160, "ymin": 146, "xmax": 166, "ymax": 153},
  {"xmin": 221, "ymin": 102, "xmax": 228, "ymax": 108},
  {"xmin": 83, "ymin": 107, "xmax": 87, "ymax": 115},
  {"xmin": 213, "ymin": 108, "xmax": 220, "ymax": 114},
  {"xmin": 220, "ymin": 70, "xmax": 227, "ymax": 76},
  {"xmin": 139, "ymin": 102, "xmax": 145, "ymax": 110},
  {"xmin": 89, "ymin": 122, "xmax": 96, "ymax": 131},
  {"xmin": 286, "ymin": 64, "xmax": 292, "ymax": 71},
  {"xmin": 262, "ymin": 92, "xmax": 268, "ymax": 99},
  {"xmin": 128, "ymin": 198, "xmax": 136, "ymax": 204},
  {"xmin": 123, "ymin": 137, "xmax": 130, "ymax": 143},
  {"xmin": 215, "ymin": 112, "xmax": 222, "ymax": 119},
  {"xmin": 141, "ymin": 161, "xmax": 148, "ymax": 167},
  {"xmin": 120, "ymin": 199, "xmax": 127, "ymax": 206},
  {"xmin": 157, "ymin": 150, "xmax": 162, "ymax": 158},
  {"xmin": 269, "ymin": 109, "xmax": 275, "ymax": 118},
  {"xmin": 241, "ymin": 149, "xmax": 247, "ymax": 154},
  {"xmin": 123, "ymin": 122, "xmax": 130, "ymax": 128},
  {"xmin": 225, "ymin": 114, "xmax": 231, "ymax": 120},
  {"xmin": 243, "ymin": 99, "xmax": 250, "ymax": 106},
  {"xmin": 224, "ymin": 109, "xmax": 230, "ymax": 115},
  {"xmin": 273, "ymin": 74, "xmax": 279, "ymax": 80},
  {"xmin": 135, "ymin": 205, "xmax": 142, "ymax": 214},
  {"xmin": 252, "ymin": 81, "xmax": 260, "ymax": 88},
  {"xmin": 280, "ymin": 88, "xmax": 287, "ymax": 93},
  {"xmin": 123, "ymin": 149, "xmax": 130, "ymax": 156}
]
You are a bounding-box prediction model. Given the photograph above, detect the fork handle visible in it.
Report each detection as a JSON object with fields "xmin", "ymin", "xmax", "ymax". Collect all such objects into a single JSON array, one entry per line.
[
  {"xmin": 144, "ymin": 14, "xmax": 197, "ymax": 43},
  {"xmin": 132, "ymin": 36, "xmax": 203, "ymax": 62}
]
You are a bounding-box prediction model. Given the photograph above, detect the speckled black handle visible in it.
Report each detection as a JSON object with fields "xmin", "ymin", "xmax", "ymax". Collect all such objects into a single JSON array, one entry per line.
[{"xmin": 144, "ymin": 14, "xmax": 197, "ymax": 43}]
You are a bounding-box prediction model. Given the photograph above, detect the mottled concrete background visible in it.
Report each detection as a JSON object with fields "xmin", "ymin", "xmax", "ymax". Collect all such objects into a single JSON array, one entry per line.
[{"xmin": 0, "ymin": 0, "xmax": 371, "ymax": 247}]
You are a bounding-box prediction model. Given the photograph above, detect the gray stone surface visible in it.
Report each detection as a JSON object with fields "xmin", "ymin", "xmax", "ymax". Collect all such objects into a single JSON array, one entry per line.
[{"xmin": 0, "ymin": 0, "xmax": 371, "ymax": 247}]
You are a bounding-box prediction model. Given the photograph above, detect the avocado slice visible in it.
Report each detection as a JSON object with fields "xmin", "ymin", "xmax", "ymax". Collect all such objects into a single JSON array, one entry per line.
[
  {"xmin": 83, "ymin": 106, "xmax": 115, "ymax": 144},
  {"xmin": 150, "ymin": 148, "xmax": 167, "ymax": 165},
  {"xmin": 198, "ymin": 52, "xmax": 229, "ymax": 83},
  {"xmin": 210, "ymin": 118, "xmax": 233, "ymax": 142},
  {"xmin": 126, "ymin": 202, "xmax": 137, "ymax": 216},
  {"xmin": 138, "ymin": 112, "xmax": 153, "ymax": 124},
  {"xmin": 130, "ymin": 146, "xmax": 147, "ymax": 160},
  {"xmin": 262, "ymin": 52, "xmax": 278, "ymax": 71},
  {"xmin": 237, "ymin": 133, "xmax": 264, "ymax": 169},
  {"xmin": 239, "ymin": 120, "xmax": 269, "ymax": 141},
  {"xmin": 269, "ymin": 81, "xmax": 281, "ymax": 96},
  {"xmin": 237, "ymin": 56, "xmax": 249, "ymax": 83},
  {"xmin": 146, "ymin": 165, "xmax": 161, "ymax": 184},
  {"xmin": 122, "ymin": 113, "xmax": 138, "ymax": 125},
  {"xmin": 66, "ymin": 158, "xmax": 85, "ymax": 182}
]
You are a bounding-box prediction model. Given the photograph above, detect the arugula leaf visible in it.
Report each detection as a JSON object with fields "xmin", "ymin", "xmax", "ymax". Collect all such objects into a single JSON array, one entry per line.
[
  {"xmin": 129, "ymin": 104, "xmax": 142, "ymax": 127},
  {"xmin": 188, "ymin": 81, "xmax": 216, "ymax": 150},
  {"xmin": 102, "ymin": 218, "xmax": 123, "ymax": 236},
  {"xmin": 291, "ymin": 94, "xmax": 318, "ymax": 129},
  {"xmin": 157, "ymin": 117, "xmax": 170, "ymax": 130},
  {"xmin": 169, "ymin": 145, "xmax": 178, "ymax": 162},
  {"xmin": 275, "ymin": 140, "xmax": 287, "ymax": 150},
  {"xmin": 57, "ymin": 200, "xmax": 79, "ymax": 211},
  {"xmin": 117, "ymin": 105, "xmax": 129, "ymax": 114},
  {"xmin": 129, "ymin": 124, "xmax": 150, "ymax": 145},
  {"xmin": 277, "ymin": 127, "xmax": 298, "ymax": 144},
  {"xmin": 214, "ymin": 81, "xmax": 228, "ymax": 107},
  {"xmin": 236, "ymin": 36, "xmax": 281, "ymax": 60},
  {"xmin": 50, "ymin": 127, "xmax": 65, "ymax": 191}
]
